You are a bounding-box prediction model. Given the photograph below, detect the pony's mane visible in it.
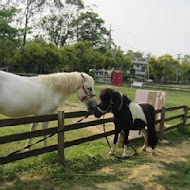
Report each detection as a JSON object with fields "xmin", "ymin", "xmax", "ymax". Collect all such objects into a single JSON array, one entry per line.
[
  {"xmin": 38, "ymin": 72, "xmax": 84, "ymax": 95},
  {"xmin": 100, "ymin": 88, "xmax": 113, "ymax": 98},
  {"xmin": 100, "ymin": 88, "xmax": 132, "ymax": 105}
]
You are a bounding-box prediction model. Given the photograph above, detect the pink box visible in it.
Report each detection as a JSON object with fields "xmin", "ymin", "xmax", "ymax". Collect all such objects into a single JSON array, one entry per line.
[
  {"xmin": 135, "ymin": 90, "xmax": 166, "ymax": 111},
  {"xmin": 129, "ymin": 89, "xmax": 166, "ymax": 139}
]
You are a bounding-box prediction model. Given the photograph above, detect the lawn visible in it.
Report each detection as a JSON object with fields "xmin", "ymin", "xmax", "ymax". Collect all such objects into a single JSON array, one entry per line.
[{"xmin": 0, "ymin": 84, "xmax": 190, "ymax": 190}]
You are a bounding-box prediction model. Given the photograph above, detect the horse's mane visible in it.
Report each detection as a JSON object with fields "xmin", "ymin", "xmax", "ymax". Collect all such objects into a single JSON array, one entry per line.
[{"xmin": 38, "ymin": 72, "xmax": 84, "ymax": 95}]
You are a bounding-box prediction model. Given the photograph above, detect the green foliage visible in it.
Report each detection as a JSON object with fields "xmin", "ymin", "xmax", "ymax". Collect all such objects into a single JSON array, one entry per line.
[
  {"xmin": 14, "ymin": 40, "xmax": 59, "ymax": 73},
  {"xmin": 126, "ymin": 50, "xmax": 144, "ymax": 59},
  {"xmin": 74, "ymin": 41, "xmax": 105, "ymax": 72},
  {"xmin": 75, "ymin": 11, "xmax": 109, "ymax": 48},
  {"xmin": 41, "ymin": 13, "xmax": 71, "ymax": 46},
  {"xmin": 148, "ymin": 54, "xmax": 179, "ymax": 82},
  {"xmin": 0, "ymin": 6, "xmax": 22, "ymax": 68},
  {"xmin": 58, "ymin": 45, "xmax": 79, "ymax": 71},
  {"xmin": 0, "ymin": 2, "xmax": 190, "ymax": 82},
  {"xmin": 66, "ymin": 0, "xmax": 85, "ymax": 9},
  {"xmin": 157, "ymin": 161, "xmax": 190, "ymax": 189},
  {"xmin": 180, "ymin": 55, "xmax": 190, "ymax": 83}
]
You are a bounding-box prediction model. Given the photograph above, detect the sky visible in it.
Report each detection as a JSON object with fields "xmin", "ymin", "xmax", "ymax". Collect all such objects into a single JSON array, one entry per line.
[{"xmin": 84, "ymin": 0, "xmax": 190, "ymax": 58}]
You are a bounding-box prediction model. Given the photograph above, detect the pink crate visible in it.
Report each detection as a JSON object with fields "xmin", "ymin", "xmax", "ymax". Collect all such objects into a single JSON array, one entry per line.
[
  {"xmin": 129, "ymin": 90, "xmax": 166, "ymax": 140},
  {"xmin": 135, "ymin": 90, "xmax": 166, "ymax": 111}
]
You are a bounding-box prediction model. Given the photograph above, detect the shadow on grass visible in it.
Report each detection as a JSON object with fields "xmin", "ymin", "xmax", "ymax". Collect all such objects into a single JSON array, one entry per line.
[
  {"xmin": 0, "ymin": 152, "xmax": 147, "ymax": 190},
  {"xmin": 0, "ymin": 129, "xmax": 189, "ymax": 190},
  {"xmin": 154, "ymin": 160, "xmax": 190, "ymax": 190},
  {"xmin": 160, "ymin": 128, "xmax": 190, "ymax": 146}
]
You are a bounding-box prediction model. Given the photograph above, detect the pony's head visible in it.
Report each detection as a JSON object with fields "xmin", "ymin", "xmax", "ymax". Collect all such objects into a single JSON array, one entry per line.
[
  {"xmin": 94, "ymin": 89, "xmax": 114, "ymax": 118},
  {"xmin": 76, "ymin": 73, "xmax": 98, "ymax": 111}
]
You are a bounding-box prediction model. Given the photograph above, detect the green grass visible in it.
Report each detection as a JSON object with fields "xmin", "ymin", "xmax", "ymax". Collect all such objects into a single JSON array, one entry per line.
[
  {"xmin": 0, "ymin": 84, "xmax": 190, "ymax": 189},
  {"xmin": 0, "ymin": 129, "xmax": 189, "ymax": 190},
  {"xmin": 156, "ymin": 160, "xmax": 190, "ymax": 190}
]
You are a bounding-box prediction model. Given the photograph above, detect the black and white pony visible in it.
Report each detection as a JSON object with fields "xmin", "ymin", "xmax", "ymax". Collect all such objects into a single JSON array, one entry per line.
[{"xmin": 94, "ymin": 89, "xmax": 157, "ymax": 157}]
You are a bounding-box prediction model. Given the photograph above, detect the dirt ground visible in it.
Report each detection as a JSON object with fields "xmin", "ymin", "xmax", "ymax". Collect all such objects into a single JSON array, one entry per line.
[
  {"xmin": 61, "ymin": 102, "xmax": 190, "ymax": 190},
  {"xmin": 95, "ymin": 141, "xmax": 190, "ymax": 190}
]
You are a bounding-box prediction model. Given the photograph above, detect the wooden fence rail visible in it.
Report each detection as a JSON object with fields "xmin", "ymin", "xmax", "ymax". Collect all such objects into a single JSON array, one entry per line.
[{"xmin": 0, "ymin": 105, "xmax": 189, "ymax": 165}]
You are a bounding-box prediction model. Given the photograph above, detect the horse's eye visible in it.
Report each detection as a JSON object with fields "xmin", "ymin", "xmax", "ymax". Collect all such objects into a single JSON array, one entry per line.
[{"xmin": 88, "ymin": 87, "xmax": 92, "ymax": 91}]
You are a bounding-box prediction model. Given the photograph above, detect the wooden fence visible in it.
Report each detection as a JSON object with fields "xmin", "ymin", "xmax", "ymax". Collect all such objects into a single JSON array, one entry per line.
[{"xmin": 0, "ymin": 105, "xmax": 189, "ymax": 165}]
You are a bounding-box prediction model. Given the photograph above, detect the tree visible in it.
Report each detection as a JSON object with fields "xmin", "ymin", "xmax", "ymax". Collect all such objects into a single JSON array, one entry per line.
[
  {"xmin": 126, "ymin": 50, "xmax": 144, "ymax": 59},
  {"xmin": 121, "ymin": 55, "xmax": 132, "ymax": 75},
  {"xmin": 74, "ymin": 41, "xmax": 104, "ymax": 72},
  {"xmin": 58, "ymin": 45, "xmax": 79, "ymax": 71},
  {"xmin": 180, "ymin": 55, "xmax": 190, "ymax": 83},
  {"xmin": 41, "ymin": 0, "xmax": 84, "ymax": 46},
  {"xmin": 104, "ymin": 52, "xmax": 117, "ymax": 69},
  {"xmin": 147, "ymin": 56, "xmax": 157, "ymax": 80},
  {"xmin": 0, "ymin": 6, "xmax": 21, "ymax": 70},
  {"xmin": 74, "ymin": 11, "xmax": 109, "ymax": 48},
  {"xmin": 154, "ymin": 54, "xmax": 179, "ymax": 82},
  {"xmin": 14, "ymin": 40, "xmax": 59, "ymax": 73},
  {"xmin": 2, "ymin": 0, "xmax": 47, "ymax": 45}
]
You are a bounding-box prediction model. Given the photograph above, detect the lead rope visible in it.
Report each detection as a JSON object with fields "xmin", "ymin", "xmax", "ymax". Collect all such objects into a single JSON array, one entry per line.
[{"xmin": 102, "ymin": 115, "xmax": 112, "ymax": 150}]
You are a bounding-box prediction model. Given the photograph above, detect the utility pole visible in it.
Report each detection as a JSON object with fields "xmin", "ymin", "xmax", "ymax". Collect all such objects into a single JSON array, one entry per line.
[
  {"xmin": 177, "ymin": 53, "xmax": 181, "ymax": 62},
  {"xmin": 108, "ymin": 25, "xmax": 113, "ymax": 51},
  {"xmin": 176, "ymin": 53, "xmax": 181, "ymax": 83}
]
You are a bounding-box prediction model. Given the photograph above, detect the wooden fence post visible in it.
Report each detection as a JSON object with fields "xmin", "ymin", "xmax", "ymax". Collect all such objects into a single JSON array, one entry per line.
[
  {"xmin": 159, "ymin": 107, "xmax": 166, "ymax": 141},
  {"xmin": 58, "ymin": 111, "xmax": 65, "ymax": 164},
  {"xmin": 182, "ymin": 106, "xmax": 189, "ymax": 132}
]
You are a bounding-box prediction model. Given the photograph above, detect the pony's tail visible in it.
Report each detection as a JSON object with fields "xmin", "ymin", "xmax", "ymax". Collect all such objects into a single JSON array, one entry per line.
[{"xmin": 147, "ymin": 105, "xmax": 157, "ymax": 149}]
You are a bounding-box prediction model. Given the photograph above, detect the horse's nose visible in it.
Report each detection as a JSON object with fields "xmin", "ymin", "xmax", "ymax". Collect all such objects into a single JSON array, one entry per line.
[{"xmin": 87, "ymin": 100, "xmax": 98, "ymax": 111}]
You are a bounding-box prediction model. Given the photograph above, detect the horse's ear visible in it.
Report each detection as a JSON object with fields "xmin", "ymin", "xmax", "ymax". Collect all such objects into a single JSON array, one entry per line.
[{"xmin": 81, "ymin": 73, "xmax": 86, "ymax": 81}]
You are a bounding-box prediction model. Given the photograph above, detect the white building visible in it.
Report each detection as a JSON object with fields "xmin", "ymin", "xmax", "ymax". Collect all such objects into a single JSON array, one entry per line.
[{"xmin": 132, "ymin": 58, "xmax": 147, "ymax": 77}]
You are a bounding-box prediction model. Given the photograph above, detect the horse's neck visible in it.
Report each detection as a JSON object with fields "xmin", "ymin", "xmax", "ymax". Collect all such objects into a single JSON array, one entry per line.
[
  {"xmin": 112, "ymin": 95, "xmax": 131, "ymax": 116},
  {"xmin": 38, "ymin": 72, "xmax": 82, "ymax": 98}
]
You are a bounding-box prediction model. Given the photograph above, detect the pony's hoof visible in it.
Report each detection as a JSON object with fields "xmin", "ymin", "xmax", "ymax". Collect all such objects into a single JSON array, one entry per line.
[
  {"xmin": 152, "ymin": 152, "xmax": 156, "ymax": 156},
  {"xmin": 159, "ymin": 139, "xmax": 169, "ymax": 144},
  {"xmin": 25, "ymin": 147, "xmax": 31, "ymax": 151},
  {"xmin": 109, "ymin": 150, "xmax": 115, "ymax": 156},
  {"xmin": 122, "ymin": 153, "xmax": 130, "ymax": 158},
  {"xmin": 24, "ymin": 144, "xmax": 32, "ymax": 151}
]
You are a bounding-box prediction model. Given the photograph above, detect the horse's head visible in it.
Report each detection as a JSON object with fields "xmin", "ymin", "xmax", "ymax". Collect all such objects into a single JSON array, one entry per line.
[
  {"xmin": 76, "ymin": 73, "xmax": 98, "ymax": 111},
  {"xmin": 94, "ymin": 89, "xmax": 114, "ymax": 118}
]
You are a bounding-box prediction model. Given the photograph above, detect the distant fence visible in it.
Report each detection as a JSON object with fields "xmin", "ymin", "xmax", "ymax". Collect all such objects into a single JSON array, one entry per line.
[
  {"xmin": 143, "ymin": 83, "xmax": 190, "ymax": 92},
  {"xmin": 0, "ymin": 105, "xmax": 189, "ymax": 165}
]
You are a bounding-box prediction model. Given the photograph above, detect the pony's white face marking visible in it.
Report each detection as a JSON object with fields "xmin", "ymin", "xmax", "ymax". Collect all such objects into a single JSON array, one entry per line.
[
  {"xmin": 76, "ymin": 73, "xmax": 97, "ymax": 110},
  {"xmin": 129, "ymin": 102, "xmax": 147, "ymax": 124}
]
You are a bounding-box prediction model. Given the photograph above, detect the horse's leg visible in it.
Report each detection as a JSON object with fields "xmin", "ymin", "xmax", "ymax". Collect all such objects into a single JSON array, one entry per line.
[
  {"xmin": 118, "ymin": 130, "xmax": 124, "ymax": 148},
  {"xmin": 141, "ymin": 128, "xmax": 148, "ymax": 151},
  {"xmin": 109, "ymin": 128, "xmax": 120, "ymax": 155},
  {"xmin": 42, "ymin": 122, "xmax": 48, "ymax": 147},
  {"xmin": 122, "ymin": 130, "xmax": 130, "ymax": 158},
  {"xmin": 26, "ymin": 122, "xmax": 39, "ymax": 149}
]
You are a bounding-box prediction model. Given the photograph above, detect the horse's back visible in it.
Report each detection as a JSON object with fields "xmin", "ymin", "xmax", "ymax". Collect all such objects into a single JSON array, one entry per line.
[
  {"xmin": 0, "ymin": 72, "xmax": 45, "ymax": 117},
  {"xmin": 129, "ymin": 102, "xmax": 147, "ymax": 124}
]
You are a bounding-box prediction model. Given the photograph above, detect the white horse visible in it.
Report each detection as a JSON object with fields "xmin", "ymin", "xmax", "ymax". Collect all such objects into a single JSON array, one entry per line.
[{"xmin": 0, "ymin": 71, "xmax": 97, "ymax": 148}]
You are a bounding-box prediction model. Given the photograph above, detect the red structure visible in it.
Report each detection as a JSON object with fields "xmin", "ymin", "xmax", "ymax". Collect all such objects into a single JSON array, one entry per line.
[{"xmin": 112, "ymin": 71, "xmax": 123, "ymax": 86}]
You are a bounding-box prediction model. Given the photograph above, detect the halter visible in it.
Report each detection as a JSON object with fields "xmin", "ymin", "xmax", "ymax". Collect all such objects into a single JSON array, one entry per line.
[
  {"xmin": 118, "ymin": 92, "xmax": 123, "ymax": 111},
  {"xmin": 97, "ymin": 92, "xmax": 123, "ymax": 114},
  {"xmin": 96, "ymin": 98, "xmax": 113, "ymax": 114},
  {"xmin": 79, "ymin": 85, "xmax": 96, "ymax": 102}
]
